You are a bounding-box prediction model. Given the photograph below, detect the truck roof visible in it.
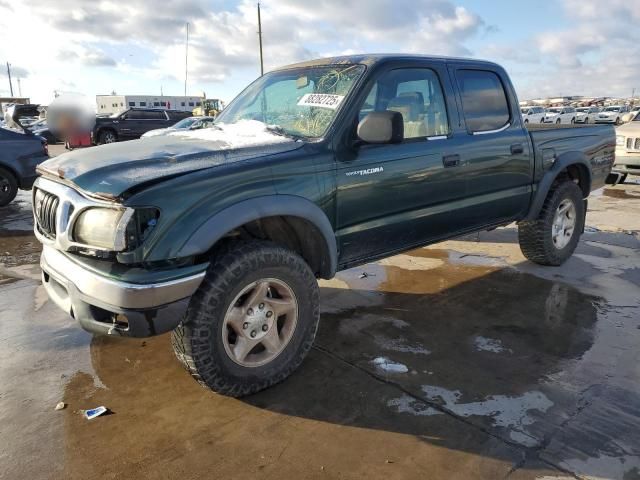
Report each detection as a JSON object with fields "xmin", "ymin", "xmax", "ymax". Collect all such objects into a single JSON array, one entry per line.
[{"xmin": 274, "ymin": 53, "xmax": 502, "ymax": 71}]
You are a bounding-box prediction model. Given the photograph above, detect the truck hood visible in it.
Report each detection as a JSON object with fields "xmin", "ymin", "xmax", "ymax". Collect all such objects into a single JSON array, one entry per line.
[{"xmin": 37, "ymin": 120, "xmax": 301, "ymax": 200}]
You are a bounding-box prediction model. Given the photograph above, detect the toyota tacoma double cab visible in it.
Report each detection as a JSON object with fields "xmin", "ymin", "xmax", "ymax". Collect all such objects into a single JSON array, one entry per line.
[{"xmin": 33, "ymin": 55, "xmax": 615, "ymax": 397}]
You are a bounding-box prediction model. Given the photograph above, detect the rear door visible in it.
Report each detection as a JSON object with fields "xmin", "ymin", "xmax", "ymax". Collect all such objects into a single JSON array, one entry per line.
[
  {"xmin": 335, "ymin": 61, "xmax": 468, "ymax": 265},
  {"xmin": 447, "ymin": 64, "xmax": 533, "ymax": 229}
]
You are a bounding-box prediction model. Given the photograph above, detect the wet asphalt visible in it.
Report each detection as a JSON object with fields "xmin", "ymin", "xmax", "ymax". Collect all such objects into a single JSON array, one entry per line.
[{"xmin": 0, "ymin": 147, "xmax": 639, "ymax": 479}]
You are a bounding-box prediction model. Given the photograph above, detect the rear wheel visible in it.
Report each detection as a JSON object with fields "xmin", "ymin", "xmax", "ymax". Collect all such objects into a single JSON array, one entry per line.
[
  {"xmin": 571, "ymin": 117, "xmax": 575, "ymax": 124},
  {"xmin": 172, "ymin": 241, "xmax": 320, "ymax": 397},
  {"xmin": 518, "ymin": 181, "xmax": 585, "ymax": 266},
  {"xmin": 0, "ymin": 167, "xmax": 18, "ymax": 207},
  {"xmin": 98, "ymin": 129, "xmax": 117, "ymax": 144}
]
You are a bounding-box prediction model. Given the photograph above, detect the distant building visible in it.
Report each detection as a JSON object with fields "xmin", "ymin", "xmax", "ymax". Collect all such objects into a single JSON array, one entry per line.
[{"xmin": 96, "ymin": 95, "xmax": 203, "ymax": 115}]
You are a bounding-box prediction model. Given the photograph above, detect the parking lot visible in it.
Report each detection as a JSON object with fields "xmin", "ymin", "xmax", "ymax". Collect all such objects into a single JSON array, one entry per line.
[{"xmin": 0, "ymin": 144, "xmax": 638, "ymax": 479}]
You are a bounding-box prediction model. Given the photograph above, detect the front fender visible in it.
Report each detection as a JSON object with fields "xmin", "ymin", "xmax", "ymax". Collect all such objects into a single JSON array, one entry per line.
[
  {"xmin": 177, "ymin": 195, "xmax": 337, "ymax": 278},
  {"xmin": 524, "ymin": 151, "xmax": 592, "ymax": 221}
]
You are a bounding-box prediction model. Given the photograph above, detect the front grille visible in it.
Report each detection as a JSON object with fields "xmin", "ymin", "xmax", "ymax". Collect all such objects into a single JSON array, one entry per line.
[
  {"xmin": 35, "ymin": 189, "xmax": 60, "ymax": 238},
  {"xmin": 626, "ymin": 137, "xmax": 640, "ymax": 151}
]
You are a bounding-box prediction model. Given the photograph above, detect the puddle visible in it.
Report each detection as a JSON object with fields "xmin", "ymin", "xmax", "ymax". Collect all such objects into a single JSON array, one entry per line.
[
  {"xmin": 387, "ymin": 394, "xmax": 442, "ymax": 416},
  {"xmin": 473, "ymin": 336, "xmax": 510, "ymax": 354},
  {"xmin": 422, "ymin": 385, "xmax": 553, "ymax": 447},
  {"xmin": 602, "ymin": 187, "xmax": 640, "ymax": 200}
]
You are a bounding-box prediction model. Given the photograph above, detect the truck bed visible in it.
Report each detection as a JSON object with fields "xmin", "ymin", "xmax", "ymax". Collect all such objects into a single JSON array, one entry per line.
[{"xmin": 526, "ymin": 123, "xmax": 615, "ymax": 191}]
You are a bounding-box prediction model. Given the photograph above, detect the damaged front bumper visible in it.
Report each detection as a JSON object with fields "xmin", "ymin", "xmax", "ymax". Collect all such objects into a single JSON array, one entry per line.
[{"xmin": 40, "ymin": 245, "xmax": 206, "ymax": 337}]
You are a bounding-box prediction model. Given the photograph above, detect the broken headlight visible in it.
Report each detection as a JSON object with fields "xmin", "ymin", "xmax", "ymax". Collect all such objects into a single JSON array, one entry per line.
[{"xmin": 72, "ymin": 207, "xmax": 159, "ymax": 251}]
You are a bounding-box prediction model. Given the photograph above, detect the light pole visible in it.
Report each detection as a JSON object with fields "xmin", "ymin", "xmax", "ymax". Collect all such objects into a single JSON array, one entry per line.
[{"xmin": 257, "ymin": 3, "xmax": 264, "ymax": 76}]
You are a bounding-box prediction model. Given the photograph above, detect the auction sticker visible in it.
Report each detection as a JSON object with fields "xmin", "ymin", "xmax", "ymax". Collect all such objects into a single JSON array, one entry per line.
[{"xmin": 297, "ymin": 93, "xmax": 344, "ymax": 109}]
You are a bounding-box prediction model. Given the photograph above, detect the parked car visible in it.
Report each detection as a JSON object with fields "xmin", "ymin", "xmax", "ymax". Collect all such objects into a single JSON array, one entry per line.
[
  {"xmin": 596, "ymin": 105, "xmax": 631, "ymax": 125},
  {"xmin": 575, "ymin": 106, "xmax": 600, "ymax": 124},
  {"xmin": 27, "ymin": 119, "xmax": 61, "ymax": 144},
  {"xmin": 141, "ymin": 116, "xmax": 216, "ymax": 138},
  {"xmin": 520, "ymin": 106, "xmax": 546, "ymax": 124},
  {"xmin": 93, "ymin": 108, "xmax": 193, "ymax": 144},
  {"xmin": 0, "ymin": 108, "xmax": 49, "ymax": 206},
  {"xmin": 544, "ymin": 106, "xmax": 576, "ymax": 124},
  {"xmin": 613, "ymin": 110, "xmax": 640, "ymax": 182},
  {"xmin": 33, "ymin": 54, "xmax": 614, "ymax": 397}
]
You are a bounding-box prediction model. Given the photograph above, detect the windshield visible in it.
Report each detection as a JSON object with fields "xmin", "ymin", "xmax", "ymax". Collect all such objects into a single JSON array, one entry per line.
[
  {"xmin": 171, "ymin": 117, "xmax": 200, "ymax": 129},
  {"xmin": 216, "ymin": 65, "xmax": 366, "ymax": 138},
  {"xmin": 547, "ymin": 108, "xmax": 561, "ymax": 113},
  {"xmin": 604, "ymin": 107, "xmax": 620, "ymax": 112},
  {"xmin": 576, "ymin": 108, "xmax": 589, "ymax": 112}
]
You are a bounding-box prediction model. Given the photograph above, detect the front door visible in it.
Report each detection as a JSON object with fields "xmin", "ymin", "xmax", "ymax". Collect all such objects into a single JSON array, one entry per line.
[{"xmin": 335, "ymin": 64, "xmax": 467, "ymax": 266}]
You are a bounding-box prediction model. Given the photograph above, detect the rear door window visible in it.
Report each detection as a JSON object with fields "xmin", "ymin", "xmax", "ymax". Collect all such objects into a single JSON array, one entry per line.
[{"xmin": 456, "ymin": 69, "xmax": 510, "ymax": 133}]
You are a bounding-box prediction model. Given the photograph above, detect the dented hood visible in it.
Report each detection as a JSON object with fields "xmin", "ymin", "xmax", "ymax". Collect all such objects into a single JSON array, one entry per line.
[{"xmin": 38, "ymin": 123, "xmax": 301, "ymax": 199}]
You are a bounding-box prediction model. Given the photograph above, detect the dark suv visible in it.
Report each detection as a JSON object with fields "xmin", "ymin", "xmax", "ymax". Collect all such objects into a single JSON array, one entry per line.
[{"xmin": 93, "ymin": 108, "xmax": 192, "ymax": 144}]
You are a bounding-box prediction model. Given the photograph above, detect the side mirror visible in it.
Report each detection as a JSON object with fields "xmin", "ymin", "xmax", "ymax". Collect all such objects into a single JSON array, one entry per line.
[{"xmin": 357, "ymin": 111, "xmax": 403, "ymax": 144}]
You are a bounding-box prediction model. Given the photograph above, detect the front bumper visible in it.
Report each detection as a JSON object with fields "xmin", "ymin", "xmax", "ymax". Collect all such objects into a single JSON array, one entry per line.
[
  {"xmin": 40, "ymin": 245, "xmax": 205, "ymax": 337},
  {"xmin": 613, "ymin": 155, "xmax": 640, "ymax": 175}
]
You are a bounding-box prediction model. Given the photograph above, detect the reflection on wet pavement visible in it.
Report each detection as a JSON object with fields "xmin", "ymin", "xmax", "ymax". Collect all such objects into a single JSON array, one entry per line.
[{"xmin": 0, "ymin": 181, "xmax": 639, "ymax": 479}]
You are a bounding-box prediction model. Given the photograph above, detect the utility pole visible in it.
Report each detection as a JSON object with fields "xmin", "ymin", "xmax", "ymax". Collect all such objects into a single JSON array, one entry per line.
[
  {"xmin": 184, "ymin": 22, "xmax": 189, "ymax": 96},
  {"xmin": 17, "ymin": 78, "xmax": 21, "ymax": 97},
  {"xmin": 6, "ymin": 62, "xmax": 14, "ymax": 97},
  {"xmin": 257, "ymin": 3, "xmax": 264, "ymax": 76}
]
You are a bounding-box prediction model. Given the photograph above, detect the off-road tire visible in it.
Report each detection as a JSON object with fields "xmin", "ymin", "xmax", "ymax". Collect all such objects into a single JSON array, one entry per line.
[
  {"xmin": 0, "ymin": 167, "xmax": 18, "ymax": 207},
  {"xmin": 518, "ymin": 181, "xmax": 585, "ymax": 266},
  {"xmin": 172, "ymin": 241, "xmax": 320, "ymax": 397}
]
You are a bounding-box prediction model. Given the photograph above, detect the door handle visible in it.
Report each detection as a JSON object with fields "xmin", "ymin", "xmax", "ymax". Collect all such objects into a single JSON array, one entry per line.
[
  {"xmin": 510, "ymin": 143, "xmax": 524, "ymax": 155},
  {"xmin": 442, "ymin": 154, "xmax": 460, "ymax": 168}
]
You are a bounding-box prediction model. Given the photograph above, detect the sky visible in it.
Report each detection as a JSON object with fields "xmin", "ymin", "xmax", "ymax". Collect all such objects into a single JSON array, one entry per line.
[{"xmin": 0, "ymin": 0, "xmax": 638, "ymax": 106}]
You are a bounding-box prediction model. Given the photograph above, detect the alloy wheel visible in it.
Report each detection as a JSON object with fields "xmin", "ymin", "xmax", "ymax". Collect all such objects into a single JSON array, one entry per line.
[{"xmin": 222, "ymin": 278, "xmax": 298, "ymax": 367}]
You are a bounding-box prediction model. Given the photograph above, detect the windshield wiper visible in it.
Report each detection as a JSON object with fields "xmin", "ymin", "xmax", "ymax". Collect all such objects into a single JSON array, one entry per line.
[{"xmin": 265, "ymin": 125, "xmax": 304, "ymax": 141}]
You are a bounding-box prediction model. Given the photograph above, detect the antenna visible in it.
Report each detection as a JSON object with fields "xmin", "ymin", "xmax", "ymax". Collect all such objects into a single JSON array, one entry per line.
[
  {"xmin": 184, "ymin": 22, "xmax": 189, "ymax": 96},
  {"xmin": 257, "ymin": 3, "xmax": 264, "ymax": 76}
]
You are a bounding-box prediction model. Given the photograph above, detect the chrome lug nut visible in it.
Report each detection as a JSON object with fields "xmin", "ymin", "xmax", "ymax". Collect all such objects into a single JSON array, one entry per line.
[
  {"xmin": 243, "ymin": 322, "xmax": 249, "ymax": 330},
  {"xmin": 259, "ymin": 303, "xmax": 265, "ymax": 310},
  {"xmin": 262, "ymin": 324, "xmax": 268, "ymax": 332},
  {"xmin": 247, "ymin": 308, "xmax": 254, "ymax": 315},
  {"xmin": 266, "ymin": 311, "xmax": 273, "ymax": 318},
  {"xmin": 250, "ymin": 330, "xmax": 257, "ymax": 338}
]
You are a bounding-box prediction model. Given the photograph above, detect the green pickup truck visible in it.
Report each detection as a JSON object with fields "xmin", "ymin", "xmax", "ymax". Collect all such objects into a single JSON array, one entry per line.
[{"xmin": 33, "ymin": 55, "xmax": 615, "ymax": 396}]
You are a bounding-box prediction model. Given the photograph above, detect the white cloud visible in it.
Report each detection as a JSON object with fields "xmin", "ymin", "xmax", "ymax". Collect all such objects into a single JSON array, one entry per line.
[{"xmin": 0, "ymin": 0, "xmax": 638, "ymax": 103}]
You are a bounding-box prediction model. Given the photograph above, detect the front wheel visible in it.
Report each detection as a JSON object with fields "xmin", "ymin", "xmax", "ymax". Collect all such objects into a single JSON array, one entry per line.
[
  {"xmin": 172, "ymin": 241, "xmax": 320, "ymax": 397},
  {"xmin": 518, "ymin": 181, "xmax": 585, "ymax": 266},
  {"xmin": 556, "ymin": 118, "xmax": 561, "ymax": 124},
  {"xmin": 615, "ymin": 117, "xmax": 621, "ymax": 125}
]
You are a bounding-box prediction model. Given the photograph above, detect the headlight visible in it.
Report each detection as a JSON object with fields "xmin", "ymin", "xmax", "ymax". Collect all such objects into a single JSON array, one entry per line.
[
  {"xmin": 73, "ymin": 207, "xmax": 133, "ymax": 250},
  {"xmin": 616, "ymin": 135, "xmax": 625, "ymax": 146}
]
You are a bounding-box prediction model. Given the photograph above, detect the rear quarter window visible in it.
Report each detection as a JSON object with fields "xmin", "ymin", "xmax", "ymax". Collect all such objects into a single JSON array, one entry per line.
[{"xmin": 456, "ymin": 69, "xmax": 510, "ymax": 133}]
